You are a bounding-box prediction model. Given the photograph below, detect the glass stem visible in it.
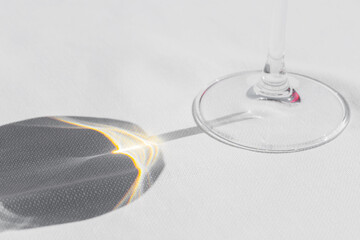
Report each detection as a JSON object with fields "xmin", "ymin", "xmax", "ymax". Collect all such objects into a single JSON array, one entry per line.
[
  {"xmin": 268, "ymin": 0, "xmax": 287, "ymax": 63},
  {"xmin": 254, "ymin": 0, "xmax": 294, "ymax": 99}
]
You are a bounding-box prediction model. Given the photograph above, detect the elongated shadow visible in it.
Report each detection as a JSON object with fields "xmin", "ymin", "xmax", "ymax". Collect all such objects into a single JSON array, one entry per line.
[
  {"xmin": 0, "ymin": 112, "xmax": 257, "ymax": 232},
  {"xmin": 0, "ymin": 116, "xmax": 164, "ymax": 231},
  {"xmin": 153, "ymin": 111, "xmax": 259, "ymax": 142}
]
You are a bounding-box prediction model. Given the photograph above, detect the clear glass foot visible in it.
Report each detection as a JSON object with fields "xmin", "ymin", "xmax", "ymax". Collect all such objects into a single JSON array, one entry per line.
[{"xmin": 192, "ymin": 71, "xmax": 350, "ymax": 153}]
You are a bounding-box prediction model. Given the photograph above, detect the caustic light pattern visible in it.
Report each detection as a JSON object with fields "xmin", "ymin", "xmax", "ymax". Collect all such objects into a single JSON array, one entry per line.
[{"xmin": 0, "ymin": 116, "xmax": 164, "ymax": 231}]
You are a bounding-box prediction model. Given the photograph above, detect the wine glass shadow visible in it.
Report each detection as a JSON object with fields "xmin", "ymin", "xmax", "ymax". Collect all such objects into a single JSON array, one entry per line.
[{"xmin": 0, "ymin": 116, "xmax": 165, "ymax": 232}]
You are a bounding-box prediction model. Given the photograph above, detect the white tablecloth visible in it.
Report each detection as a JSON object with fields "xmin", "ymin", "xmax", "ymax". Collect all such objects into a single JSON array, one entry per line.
[{"xmin": 1, "ymin": 0, "xmax": 359, "ymax": 239}]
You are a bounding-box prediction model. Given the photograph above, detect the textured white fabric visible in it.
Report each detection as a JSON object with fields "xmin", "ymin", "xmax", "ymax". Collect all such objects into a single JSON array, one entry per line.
[{"xmin": 0, "ymin": 0, "xmax": 359, "ymax": 239}]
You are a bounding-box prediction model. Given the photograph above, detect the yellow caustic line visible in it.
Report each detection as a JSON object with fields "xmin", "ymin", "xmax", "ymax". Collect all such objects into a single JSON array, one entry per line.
[{"xmin": 52, "ymin": 117, "xmax": 160, "ymax": 209}]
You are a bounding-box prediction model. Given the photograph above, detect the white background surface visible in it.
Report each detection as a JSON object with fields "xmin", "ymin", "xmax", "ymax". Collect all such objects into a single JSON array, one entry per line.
[{"xmin": 1, "ymin": 0, "xmax": 360, "ymax": 239}]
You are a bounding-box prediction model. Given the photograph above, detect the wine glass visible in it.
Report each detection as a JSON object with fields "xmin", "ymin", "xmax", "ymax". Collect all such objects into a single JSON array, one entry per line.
[{"xmin": 192, "ymin": 0, "xmax": 350, "ymax": 153}]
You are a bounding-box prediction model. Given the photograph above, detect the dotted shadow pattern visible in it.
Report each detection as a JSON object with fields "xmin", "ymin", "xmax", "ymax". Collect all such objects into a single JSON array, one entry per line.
[{"xmin": 0, "ymin": 117, "xmax": 164, "ymax": 231}]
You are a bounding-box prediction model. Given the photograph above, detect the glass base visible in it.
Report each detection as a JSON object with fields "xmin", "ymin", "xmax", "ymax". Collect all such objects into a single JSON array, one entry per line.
[{"xmin": 192, "ymin": 71, "xmax": 350, "ymax": 153}]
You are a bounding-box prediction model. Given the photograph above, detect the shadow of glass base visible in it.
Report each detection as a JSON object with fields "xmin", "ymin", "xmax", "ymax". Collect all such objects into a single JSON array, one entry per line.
[{"xmin": 0, "ymin": 116, "xmax": 164, "ymax": 231}]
